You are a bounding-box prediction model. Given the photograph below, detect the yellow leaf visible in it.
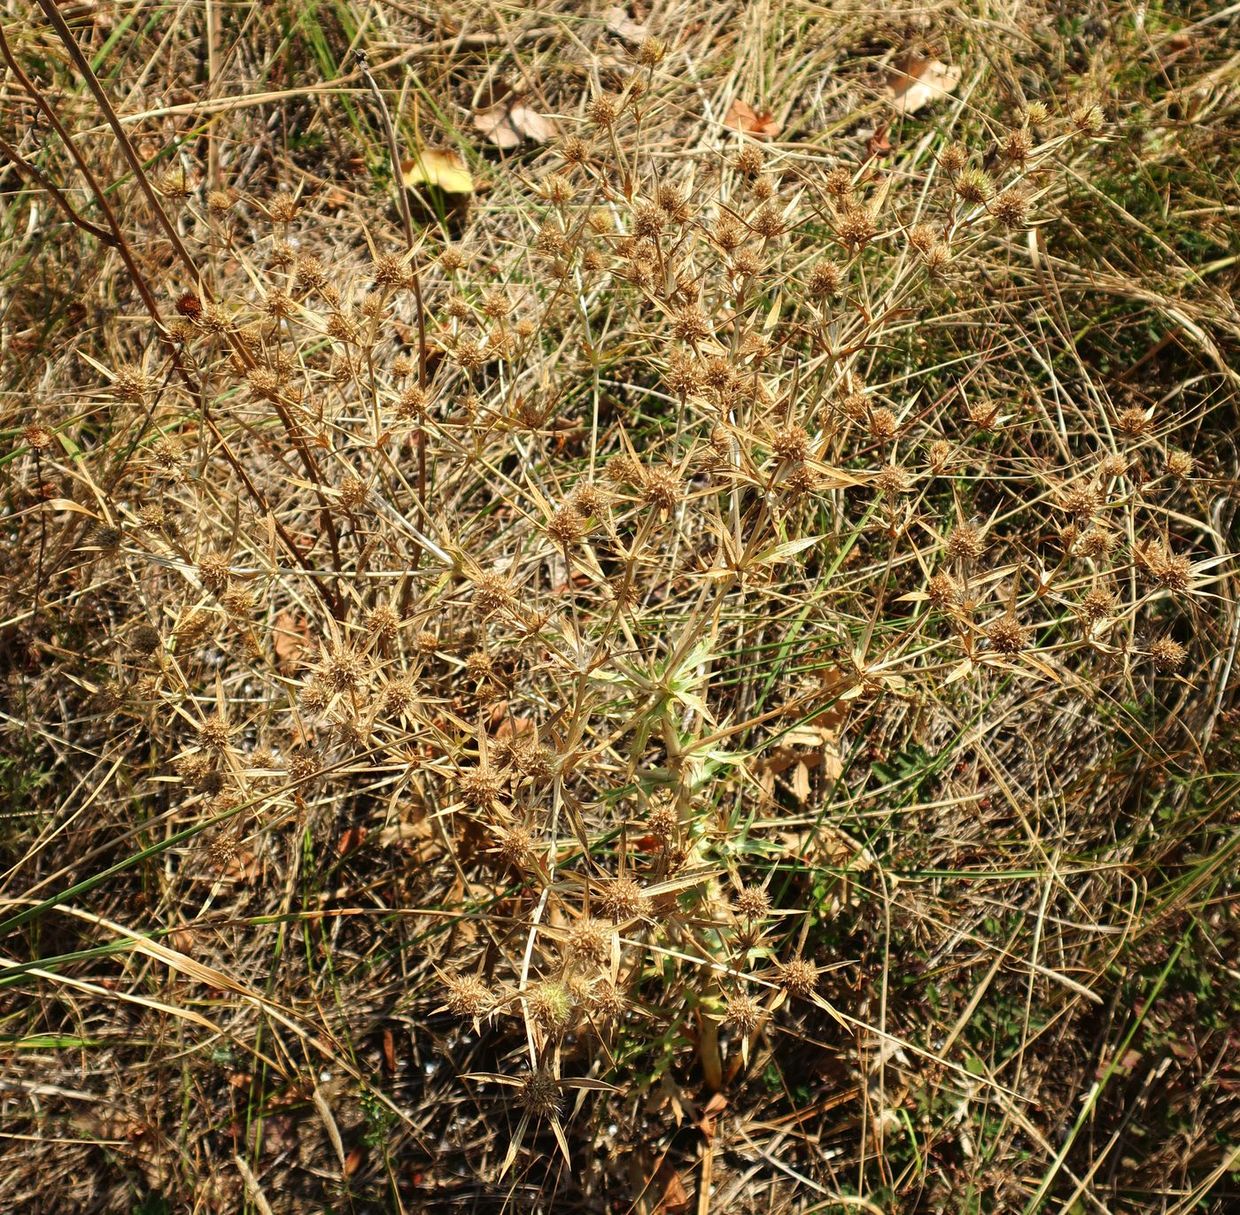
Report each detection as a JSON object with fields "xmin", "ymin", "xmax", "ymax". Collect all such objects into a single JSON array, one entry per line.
[{"xmin": 401, "ymin": 148, "xmax": 474, "ymax": 195}]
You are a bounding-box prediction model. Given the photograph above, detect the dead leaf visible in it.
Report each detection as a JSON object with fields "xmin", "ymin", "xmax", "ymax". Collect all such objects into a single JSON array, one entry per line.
[
  {"xmin": 604, "ymin": 6, "xmax": 649, "ymax": 43},
  {"xmin": 336, "ymin": 825, "xmax": 368, "ymax": 857},
  {"xmin": 652, "ymin": 1162, "xmax": 690, "ymax": 1213},
  {"xmin": 473, "ymin": 94, "xmax": 557, "ymax": 149},
  {"xmin": 725, "ymin": 98, "xmax": 782, "ymax": 140},
  {"xmin": 401, "ymin": 148, "xmax": 474, "ymax": 195},
  {"xmin": 696, "ymin": 1092, "xmax": 728, "ymax": 1141},
  {"xmin": 866, "ymin": 122, "xmax": 893, "ymax": 158},
  {"xmin": 885, "ymin": 53, "xmax": 962, "ymax": 116},
  {"xmin": 272, "ymin": 610, "xmax": 309, "ymax": 673}
]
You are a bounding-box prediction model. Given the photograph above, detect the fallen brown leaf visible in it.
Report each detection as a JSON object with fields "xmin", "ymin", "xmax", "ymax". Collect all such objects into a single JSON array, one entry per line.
[
  {"xmin": 604, "ymin": 5, "xmax": 649, "ymax": 43},
  {"xmin": 272, "ymin": 610, "xmax": 309, "ymax": 673},
  {"xmin": 473, "ymin": 94, "xmax": 557, "ymax": 149},
  {"xmin": 725, "ymin": 97, "xmax": 782, "ymax": 140},
  {"xmin": 885, "ymin": 53, "xmax": 962, "ymax": 116}
]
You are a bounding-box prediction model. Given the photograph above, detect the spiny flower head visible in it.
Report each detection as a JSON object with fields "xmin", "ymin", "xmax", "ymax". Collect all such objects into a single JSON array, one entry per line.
[
  {"xmin": 1149, "ymin": 637, "xmax": 1187, "ymax": 672},
  {"xmin": 723, "ymin": 993, "xmax": 761, "ymax": 1033},
  {"xmin": 598, "ymin": 876, "xmax": 648, "ymax": 922},
  {"xmin": 526, "ymin": 980, "xmax": 575, "ymax": 1032},
  {"xmin": 986, "ymin": 614, "xmax": 1030, "ymax": 655},
  {"xmin": 778, "ymin": 959, "xmax": 818, "ymax": 998},
  {"xmin": 946, "ymin": 523, "xmax": 985, "ymax": 563},
  {"xmin": 735, "ymin": 885, "xmax": 771, "ymax": 919},
  {"xmin": 519, "ymin": 1068, "xmax": 561, "ymax": 1118},
  {"xmin": 443, "ymin": 973, "xmax": 492, "ymax": 1020}
]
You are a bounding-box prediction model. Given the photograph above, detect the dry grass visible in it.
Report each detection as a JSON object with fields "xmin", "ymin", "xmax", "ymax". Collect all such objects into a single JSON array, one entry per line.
[{"xmin": 1, "ymin": 1, "xmax": 1238, "ymax": 1212}]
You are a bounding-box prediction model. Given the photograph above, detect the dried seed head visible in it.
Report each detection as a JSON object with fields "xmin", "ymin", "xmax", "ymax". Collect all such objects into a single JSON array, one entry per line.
[
  {"xmin": 23, "ymin": 423, "xmax": 55, "ymax": 452},
  {"xmin": 221, "ymin": 586, "xmax": 255, "ymax": 616},
  {"xmin": 808, "ymin": 259, "xmax": 843, "ymax": 296},
  {"xmin": 295, "ymin": 255, "xmax": 326, "ymax": 290},
  {"xmin": 1151, "ymin": 548, "xmax": 1192, "ymax": 592},
  {"xmin": 319, "ymin": 643, "xmax": 369, "ymax": 693},
  {"xmin": 927, "ymin": 439, "xmax": 952, "ymax": 471},
  {"xmin": 1117, "ymin": 406, "xmax": 1154, "ymax": 438},
  {"xmin": 647, "ymin": 798, "xmax": 678, "ymax": 842},
  {"xmin": 473, "ymin": 573, "xmax": 515, "ymax": 615},
  {"xmin": 130, "ymin": 623, "xmax": 162, "ymax": 654},
  {"xmin": 907, "ymin": 223, "xmax": 939, "ymax": 255},
  {"xmin": 712, "ymin": 215, "xmax": 746, "ymax": 253},
  {"xmin": 586, "ymin": 93, "xmax": 620, "ymax": 127},
  {"xmin": 991, "ymin": 187, "xmax": 1030, "ymax": 228},
  {"xmin": 1019, "ymin": 102, "xmax": 1050, "ymax": 127},
  {"xmin": 723, "ymin": 993, "xmax": 761, "ymax": 1033},
  {"xmin": 836, "ymin": 205, "xmax": 877, "ymax": 251},
  {"xmin": 514, "ymin": 741, "xmax": 556, "ymax": 781},
  {"xmin": 198, "ymin": 554, "xmax": 231, "ymax": 594},
  {"xmin": 459, "ymin": 768, "xmax": 503, "ymax": 809},
  {"xmin": 876, "ymin": 464, "xmax": 911, "ymax": 497},
  {"xmin": 735, "ymin": 885, "xmax": 771, "ymax": 919},
  {"xmin": 559, "ymin": 135, "xmax": 590, "ymax": 166},
  {"xmin": 268, "ymin": 192, "xmax": 299, "ymax": 223},
  {"xmin": 633, "ymin": 202, "xmax": 666, "ymax": 239},
  {"xmin": 1061, "ymin": 482, "xmax": 1102, "ymax": 517},
  {"xmin": 598, "ymin": 876, "xmax": 648, "ymax": 922},
  {"xmin": 207, "ymin": 188, "xmax": 235, "ymax": 216},
  {"xmin": 671, "ymin": 304, "xmax": 711, "ymax": 344},
  {"xmin": 112, "ymin": 365, "xmax": 152, "ymax": 403},
  {"xmin": 605, "ymin": 452, "xmax": 643, "ymax": 485},
  {"xmin": 642, "ymin": 466, "xmax": 683, "ymax": 512},
  {"xmin": 397, "ymin": 385, "xmax": 428, "ymax": 421},
  {"xmin": 1078, "ymin": 587, "xmax": 1117, "ymax": 624},
  {"xmin": 570, "ymin": 483, "xmax": 608, "ymax": 517},
  {"xmin": 928, "ymin": 572, "xmax": 959, "ymax": 609},
  {"xmin": 1071, "ymin": 102, "xmax": 1106, "ymax": 136},
  {"xmin": 824, "ymin": 166, "xmax": 854, "ymax": 199},
  {"xmin": 939, "ymin": 142, "xmax": 969, "ymax": 176},
  {"xmin": 367, "ymin": 605, "xmax": 400, "ymax": 642},
  {"xmin": 495, "ymin": 824, "xmax": 534, "ymax": 868},
  {"xmin": 946, "ymin": 523, "xmax": 985, "ymax": 563},
  {"xmin": 773, "ymin": 425, "xmax": 810, "ymax": 463},
  {"xmin": 1149, "ymin": 637, "xmax": 1187, "ymax": 673},
  {"xmin": 589, "ymin": 978, "xmax": 626, "ymax": 1019},
  {"xmin": 541, "ymin": 173, "xmax": 576, "ymax": 206},
  {"xmin": 867, "ymin": 407, "xmax": 898, "ymax": 441},
  {"xmin": 1099, "ymin": 453, "xmax": 1130, "ymax": 480},
  {"xmin": 206, "ymin": 827, "xmax": 240, "ymax": 871},
  {"xmin": 1078, "ymin": 527, "xmax": 1117, "ymax": 559},
  {"xmin": 636, "ymin": 35, "xmax": 666, "ymax": 66},
  {"xmin": 750, "ymin": 202, "xmax": 784, "ymax": 239},
  {"xmin": 198, "ymin": 714, "xmax": 231, "ymax": 752},
  {"xmin": 922, "ymin": 243, "xmax": 951, "ymax": 276},
  {"xmin": 986, "ymin": 614, "xmax": 1030, "ymax": 655},
  {"xmin": 464, "ymin": 649, "xmax": 496, "ymax": 684},
  {"xmin": 565, "ymin": 918, "xmax": 611, "ymax": 967},
  {"xmin": 444, "ymin": 973, "xmax": 492, "ymax": 1019},
  {"xmin": 779, "ymin": 959, "xmax": 818, "ymax": 998},
  {"xmin": 657, "ymin": 183, "xmax": 689, "ymax": 221},
  {"xmin": 1165, "ymin": 450, "xmax": 1194, "ymax": 479},
  {"xmin": 157, "ymin": 167, "xmax": 192, "ymax": 200},
  {"xmin": 519, "ymin": 1068, "xmax": 561, "ymax": 1118},
  {"xmin": 999, "ymin": 128, "xmax": 1033, "ymax": 165},
  {"xmin": 380, "ymin": 675, "xmax": 418, "ymax": 716},
  {"xmin": 546, "ymin": 503, "xmax": 588, "ymax": 549},
  {"xmin": 730, "ymin": 145, "xmax": 762, "ymax": 179}
]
